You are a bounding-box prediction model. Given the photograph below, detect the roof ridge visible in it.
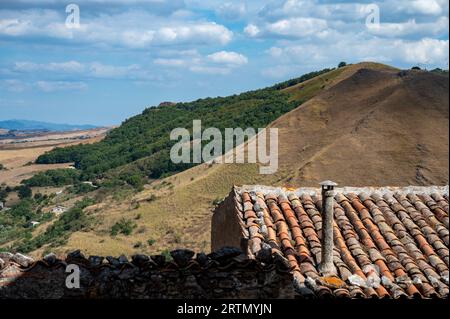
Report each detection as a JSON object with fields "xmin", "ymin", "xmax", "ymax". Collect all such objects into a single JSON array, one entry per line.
[{"xmin": 237, "ymin": 185, "xmax": 449, "ymax": 197}]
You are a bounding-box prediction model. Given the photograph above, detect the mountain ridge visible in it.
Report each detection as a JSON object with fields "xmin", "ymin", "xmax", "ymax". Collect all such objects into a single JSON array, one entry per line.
[{"xmin": 0, "ymin": 119, "xmax": 98, "ymax": 132}]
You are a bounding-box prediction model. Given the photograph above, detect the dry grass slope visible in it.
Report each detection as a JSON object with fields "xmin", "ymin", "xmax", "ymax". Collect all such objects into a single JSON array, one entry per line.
[{"xmin": 271, "ymin": 66, "xmax": 449, "ymax": 186}]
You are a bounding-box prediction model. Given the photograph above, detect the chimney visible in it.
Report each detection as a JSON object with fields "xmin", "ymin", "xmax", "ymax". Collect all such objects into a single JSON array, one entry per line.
[{"xmin": 319, "ymin": 180, "xmax": 337, "ymax": 276}]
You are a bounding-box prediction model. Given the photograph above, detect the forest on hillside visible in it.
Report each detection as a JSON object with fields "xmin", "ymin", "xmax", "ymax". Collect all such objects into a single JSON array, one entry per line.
[{"xmin": 33, "ymin": 68, "xmax": 333, "ymax": 189}]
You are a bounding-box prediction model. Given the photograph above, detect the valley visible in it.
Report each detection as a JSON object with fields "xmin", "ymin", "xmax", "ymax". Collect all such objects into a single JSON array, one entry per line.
[{"xmin": 0, "ymin": 62, "xmax": 448, "ymax": 259}]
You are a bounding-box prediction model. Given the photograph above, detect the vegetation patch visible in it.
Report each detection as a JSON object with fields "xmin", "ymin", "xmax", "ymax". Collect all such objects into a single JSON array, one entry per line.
[
  {"xmin": 68, "ymin": 182, "xmax": 97, "ymax": 194},
  {"xmin": 110, "ymin": 218, "xmax": 137, "ymax": 236},
  {"xmin": 7, "ymin": 198, "xmax": 95, "ymax": 253},
  {"xmin": 35, "ymin": 68, "xmax": 334, "ymax": 188},
  {"xmin": 22, "ymin": 168, "xmax": 81, "ymax": 187}
]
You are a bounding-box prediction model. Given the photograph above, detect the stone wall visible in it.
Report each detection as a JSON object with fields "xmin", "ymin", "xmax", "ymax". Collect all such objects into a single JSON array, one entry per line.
[
  {"xmin": 0, "ymin": 248, "xmax": 297, "ymax": 299},
  {"xmin": 211, "ymin": 188, "xmax": 248, "ymax": 253}
]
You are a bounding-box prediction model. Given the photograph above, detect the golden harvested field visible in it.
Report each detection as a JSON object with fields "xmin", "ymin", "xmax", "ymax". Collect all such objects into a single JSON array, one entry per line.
[{"xmin": 0, "ymin": 128, "xmax": 109, "ymax": 186}]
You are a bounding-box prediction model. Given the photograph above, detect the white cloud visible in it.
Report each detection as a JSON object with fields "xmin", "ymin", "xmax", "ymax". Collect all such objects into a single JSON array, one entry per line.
[
  {"xmin": 161, "ymin": 23, "xmax": 232, "ymax": 45},
  {"xmin": 1, "ymin": 0, "xmax": 183, "ymax": 6},
  {"xmin": 0, "ymin": 9, "xmax": 233, "ymax": 48},
  {"xmin": 244, "ymin": 24, "xmax": 260, "ymax": 37},
  {"xmin": 189, "ymin": 65, "xmax": 230, "ymax": 75},
  {"xmin": 9, "ymin": 60, "xmax": 153, "ymax": 81},
  {"xmin": 245, "ymin": 17, "xmax": 329, "ymax": 39},
  {"xmin": 401, "ymin": 38, "xmax": 449, "ymax": 64},
  {"xmin": 207, "ymin": 51, "xmax": 248, "ymax": 66},
  {"xmin": 266, "ymin": 17, "xmax": 328, "ymax": 38},
  {"xmin": 89, "ymin": 63, "xmax": 140, "ymax": 78},
  {"xmin": 409, "ymin": 0, "xmax": 444, "ymax": 15},
  {"xmin": 367, "ymin": 17, "xmax": 449, "ymax": 38},
  {"xmin": 152, "ymin": 50, "xmax": 248, "ymax": 75},
  {"xmin": 1, "ymin": 0, "xmax": 449, "ymax": 92},
  {"xmin": 251, "ymin": 0, "xmax": 449, "ymax": 41},
  {"xmin": 35, "ymin": 81, "xmax": 87, "ymax": 92},
  {"xmin": 0, "ymin": 10, "xmax": 72, "ymax": 38},
  {"xmin": 154, "ymin": 58, "xmax": 187, "ymax": 67},
  {"xmin": 258, "ymin": 0, "xmax": 368, "ymax": 21},
  {"xmin": 0, "ymin": 0, "xmax": 187, "ymax": 16},
  {"xmin": 264, "ymin": 37, "xmax": 449, "ymax": 73},
  {"xmin": 14, "ymin": 61, "xmax": 85, "ymax": 73},
  {"xmin": 216, "ymin": 2, "xmax": 247, "ymax": 20}
]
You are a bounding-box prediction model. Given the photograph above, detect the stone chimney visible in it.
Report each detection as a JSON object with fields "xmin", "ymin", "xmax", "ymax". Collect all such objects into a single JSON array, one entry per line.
[{"xmin": 319, "ymin": 180, "xmax": 337, "ymax": 276}]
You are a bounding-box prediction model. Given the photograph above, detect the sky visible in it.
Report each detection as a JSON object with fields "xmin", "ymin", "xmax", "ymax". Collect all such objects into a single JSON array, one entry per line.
[{"xmin": 0, "ymin": 0, "xmax": 448, "ymax": 126}]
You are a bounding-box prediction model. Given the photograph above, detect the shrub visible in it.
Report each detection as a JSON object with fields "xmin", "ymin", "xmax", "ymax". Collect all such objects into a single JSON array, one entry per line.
[
  {"xmin": 125, "ymin": 174, "xmax": 145, "ymax": 190},
  {"xmin": 147, "ymin": 239, "xmax": 156, "ymax": 246},
  {"xmin": 69, "ymin": 182, "xmax": 97, "ymax": 194},
  {"xmin": 131, "ymin": 202, "xmax": 141, "ymax": 210},
  {"xmin": 0, "ymin": 187, "xmax": 8, "ymax": 202},
  {"xmin": 161, "ymin": 249, "xmax": 173, "ymax": 262},
  {"xmin": 111, "ymin": 218, "xmax": 137, "ymax": 236},
  {"xmin": 18, "ymin": 185, "xmax": 32, "ymax": 199}
]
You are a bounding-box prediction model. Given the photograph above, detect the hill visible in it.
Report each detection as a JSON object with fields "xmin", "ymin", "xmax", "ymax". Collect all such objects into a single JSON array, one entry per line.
[
  {"xmin": 59, "ymin": 63, "xmax": 449, "ymax": 257},
  {"xmin": 270, "ymin": 66, "xmax": 449, "ymax": 186},
  {"xmin": 2, "ymin": 64, "xmax": 349, "ymax": 256},
  {"xmin": 0, "ymin": 120, "xmax": 97, "ymax": 132},
  {"xmin": 34, "ymin": 67, "xmax": 338, "ymax": 183},
  {"xmin": 3, "ymin": 62, "xmax": 448, "ymax": 258}
]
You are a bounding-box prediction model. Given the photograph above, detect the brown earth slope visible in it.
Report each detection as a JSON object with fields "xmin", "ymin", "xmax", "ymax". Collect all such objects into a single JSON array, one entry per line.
[{"xmin": 272, "ymin": 67, "xmax": 449, "ymax": 186}]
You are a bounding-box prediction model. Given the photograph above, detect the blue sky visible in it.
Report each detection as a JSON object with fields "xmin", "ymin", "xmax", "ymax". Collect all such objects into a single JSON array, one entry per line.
[{"xmin": 0, "ymin": 0, "xmax": 448, "ymax": 126}]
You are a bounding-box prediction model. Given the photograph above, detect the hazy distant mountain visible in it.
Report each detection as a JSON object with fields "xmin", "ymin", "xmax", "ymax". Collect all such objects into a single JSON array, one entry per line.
[{"xmin": 0, "ymin": 120, "xmax": 97, "ymax": 132}]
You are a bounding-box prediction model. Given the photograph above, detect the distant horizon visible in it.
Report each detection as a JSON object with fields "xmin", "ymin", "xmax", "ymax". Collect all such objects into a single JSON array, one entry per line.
[
  {"xmin": 3, "ymin": 60, "xmax": 446, "ymax": 127},
  {"xmin": 0, "ymin": 119, "xmax": 104, "ymax": 129}
]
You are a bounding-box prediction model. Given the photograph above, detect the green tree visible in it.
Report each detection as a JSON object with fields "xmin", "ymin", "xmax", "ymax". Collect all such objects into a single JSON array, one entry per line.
[
  {"xmin": 0, "ymin": 188, "xmax": 8, "ymax": 202},
  {"xmin": 18, "ymin": 185, "xmax": 32, "ymax": 199},
  {"xmin": 22, "ymin": 169, "xmax": 81, "ymax": 187}
]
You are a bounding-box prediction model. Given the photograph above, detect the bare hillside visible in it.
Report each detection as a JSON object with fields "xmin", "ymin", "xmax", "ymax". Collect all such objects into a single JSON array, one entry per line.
[{"xmin": 271, "ymin": 67, "xmax": 449, "ymax": 186}]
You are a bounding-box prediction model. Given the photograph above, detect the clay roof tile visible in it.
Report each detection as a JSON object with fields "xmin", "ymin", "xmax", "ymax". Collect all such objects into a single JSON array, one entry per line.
[{"xmin": 230, "ymin": 185, "xmax": 449, "ymax": 298}]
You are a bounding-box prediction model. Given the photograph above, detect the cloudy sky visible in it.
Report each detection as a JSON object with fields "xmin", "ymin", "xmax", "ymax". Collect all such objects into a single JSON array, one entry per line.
[{"xmin": 0, "ymin": 0, "xmax": 448, "ymax": 126}]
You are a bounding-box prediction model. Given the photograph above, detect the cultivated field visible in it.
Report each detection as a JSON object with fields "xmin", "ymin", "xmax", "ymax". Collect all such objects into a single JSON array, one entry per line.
[{"xmin": 0, "ymin": 128, "xmax": 109, "ymax": 186}]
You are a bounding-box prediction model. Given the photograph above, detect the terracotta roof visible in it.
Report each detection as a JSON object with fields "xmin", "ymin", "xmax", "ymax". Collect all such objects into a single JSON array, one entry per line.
[{"xmin": 230, "ymin": 185, "xmax": 449, "ymax": 299}]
